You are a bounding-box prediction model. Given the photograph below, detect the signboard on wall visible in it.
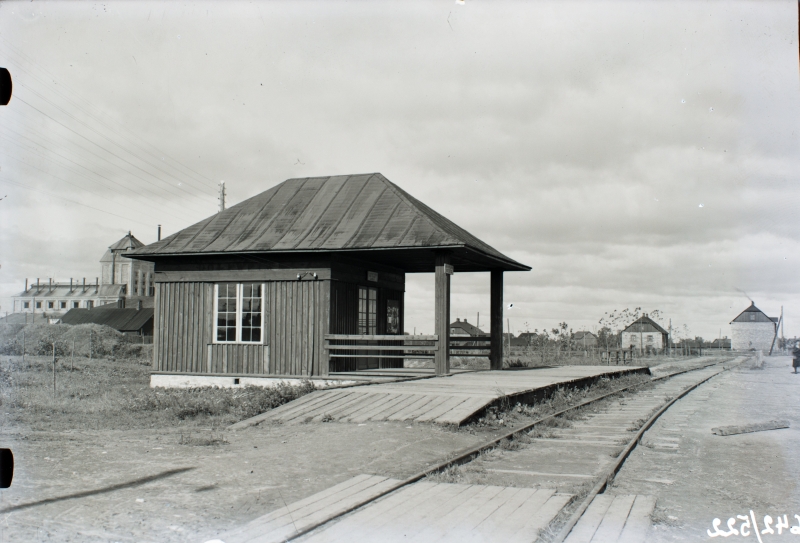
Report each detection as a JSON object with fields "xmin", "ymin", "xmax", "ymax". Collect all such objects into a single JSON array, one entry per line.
[
  {"xmin": 387, "ymin": 300, "xmax": 400, "ymax": 334},
  {"xmin": 367, "ymin": 271, "xmax": 379, "ymax": 282}
]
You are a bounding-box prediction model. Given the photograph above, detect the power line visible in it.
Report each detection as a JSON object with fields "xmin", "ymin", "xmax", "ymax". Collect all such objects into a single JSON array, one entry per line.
[
  {"xmin": 0, "ymin": 152, "xmax": 185, "ymax": 226},
  {"xmin": 14, "ymin": 96, "xmax": 215, "ymax": 206},
  {"xmin": 0, "ymin": 38, "xmax": 218, "ymax": 191},
  {"xmin": 0, "ymin": 112, "xmax": 212, "ymax": 212},
  {"xmin": 0, "ymin": 130, "xmax": 200, "ymax": 225},
  {"xmin": 17, "ymin": 81, "xmax": 217, "ymax": 198},
  {"xmin": 0, "ymin": 178, "xmax": 156, "ymax": 228}
]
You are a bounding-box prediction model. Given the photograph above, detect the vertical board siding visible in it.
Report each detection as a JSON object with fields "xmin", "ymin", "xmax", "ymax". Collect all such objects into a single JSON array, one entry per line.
[
  {"xmin": 267, "ymin": 280, "xmax": 328, "ymax": 377},
  {"xmin": 155, "ymin": 280, "xmax": 329, "ymax": 377}
]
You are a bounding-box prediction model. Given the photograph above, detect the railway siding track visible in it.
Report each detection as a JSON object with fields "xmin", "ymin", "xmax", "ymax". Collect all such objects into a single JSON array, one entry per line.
[{"xmin": 211, "ymin": 357, "xmax": 745, "ymax": 543}]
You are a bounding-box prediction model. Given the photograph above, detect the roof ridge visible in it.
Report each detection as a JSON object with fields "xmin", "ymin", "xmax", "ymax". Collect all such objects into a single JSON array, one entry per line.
[{"xmin": 129, "ymin": 173, "xmax": 529, "ymax": 271}]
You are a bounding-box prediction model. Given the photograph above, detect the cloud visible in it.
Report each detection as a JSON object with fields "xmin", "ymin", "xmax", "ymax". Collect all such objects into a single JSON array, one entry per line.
[{"xmin": 0, "ymin": 1, "xmax": 797, "ymax": 338}]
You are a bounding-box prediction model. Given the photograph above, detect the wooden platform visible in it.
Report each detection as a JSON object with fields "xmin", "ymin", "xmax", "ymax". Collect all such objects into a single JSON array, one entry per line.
[
  {"xmin": 243, "ymin": 366, "xmax": 641, "ymax": 427},
  {"xmin": 564, "ymin": 494, "xmax": 656, "ymax": 543},
  {"xmin": 216, "ymin": 474, "xmax": 401, "ymax": 543},
  {"xmin": 213, "ymin": 475, "xmax": 571, "ymax": 543}
]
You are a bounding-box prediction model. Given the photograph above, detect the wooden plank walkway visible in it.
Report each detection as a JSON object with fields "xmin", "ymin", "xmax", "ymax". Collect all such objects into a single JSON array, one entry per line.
[
  {"xmin": 564, "ymin": 494, "xmax": 656, "ymax": 543},
  {"xmin": 251, "ymin": 366, "xmax": 639, "ymax": 426},
  {"xmin": 217, "ymin": 474, "xmax": 402, "ymax": 543},
  {"xmin": 213, "ymin": 476, "xmax": 571, "ymax": 543}
]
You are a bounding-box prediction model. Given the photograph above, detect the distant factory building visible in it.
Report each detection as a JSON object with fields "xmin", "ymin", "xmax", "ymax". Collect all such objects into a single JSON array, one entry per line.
[
  {"xmin": 12, "ymin": 232, "xmax": 155, "ymax": 315},
  {"xmin": 730, "ymin": 302, "xmax": 778, "ymax": 351}
]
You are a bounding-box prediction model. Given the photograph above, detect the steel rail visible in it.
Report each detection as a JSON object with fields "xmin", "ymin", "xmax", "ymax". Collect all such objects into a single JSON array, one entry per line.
[
  {"xmin": 549, "ymin": 356, "xmax": 746, "ymax": 543},
  {"xmin": 277, "ymin": 357, "xmax": 734, "ymax": 542}
]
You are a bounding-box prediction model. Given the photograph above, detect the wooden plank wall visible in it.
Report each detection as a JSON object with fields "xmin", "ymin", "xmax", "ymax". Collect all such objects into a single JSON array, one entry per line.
[
  {"xmin": 207, "ymin": 344, "xmax": 268, "ymax": 374},
  {"xmin": 154, "ymin": 280, "xmax": 330, "ymax": 377},
  {"xmin": 154, "ymin": 282, "xmax": 214, "ymax": 373},
  {"xmin": 267, "ymin": 280, "xmax": 329, "ymax": 377}
]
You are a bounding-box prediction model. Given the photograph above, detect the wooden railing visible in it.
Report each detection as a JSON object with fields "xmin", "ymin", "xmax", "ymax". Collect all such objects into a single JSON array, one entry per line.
[
  {"xmin": 449, "ymin": 336, "xmax": 491, "ymax": 357},
  {"xmin": 325, "ymin": 334, "xmax": 439, "ymax": 361}
]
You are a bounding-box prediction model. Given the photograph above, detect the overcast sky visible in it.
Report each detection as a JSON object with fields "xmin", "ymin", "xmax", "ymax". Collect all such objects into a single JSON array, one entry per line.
[{"xmin": 0, "ymin": 1, "xmax": 797, "ymax": 340}]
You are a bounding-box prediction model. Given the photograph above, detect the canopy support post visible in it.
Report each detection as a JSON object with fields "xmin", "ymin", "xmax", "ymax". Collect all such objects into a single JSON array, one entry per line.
[
  {"xmin": 435, "ymin": 252, "xmax": 452, "ymax": 376},
  {"xmin": 490, "ymin": 270, "xmax": 504, "ymax": 370}
]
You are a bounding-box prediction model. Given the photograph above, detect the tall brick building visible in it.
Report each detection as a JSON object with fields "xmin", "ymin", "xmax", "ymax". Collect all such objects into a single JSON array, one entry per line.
[{"xmin": 730, "ymin": 302, "xmax": 778, "ymax": 351}]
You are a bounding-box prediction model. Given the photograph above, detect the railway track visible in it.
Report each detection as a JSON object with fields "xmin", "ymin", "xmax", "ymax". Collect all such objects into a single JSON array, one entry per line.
[{"xmin": 215, "ymin": 356, "xmax": 746, "ymax": 543}]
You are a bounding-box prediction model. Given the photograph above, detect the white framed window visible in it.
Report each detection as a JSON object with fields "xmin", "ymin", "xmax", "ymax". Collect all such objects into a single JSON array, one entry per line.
[
  {"xmin": 60, "ymin": 301, "xmax": 67, "ymax": 309},
  {"xmin": 72, "ymin": 301, "xmax": 79, "ymax": 309},
  {"xmin": 214, "ymin": 283, "xmax": 264, "ymax": 344},
  {"xmin": 23, "ymin": 301, "xmax": 30, "ymax": 309},
  {"xmin": 86, "ymin": 301, "xmax": 94, "ymax": 309},
  {"xmin": 36, "ymin": 301, "xmax": 42, "ymax": 309}
]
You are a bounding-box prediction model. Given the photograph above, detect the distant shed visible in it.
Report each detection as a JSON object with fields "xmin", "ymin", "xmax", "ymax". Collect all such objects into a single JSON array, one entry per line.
[
  {"xmin": 129, "ymin": 173, "xmax": 530, "ymax": 387},
  {"xmin": 61, "ymin": 307, "xmax": 154, "ymax": 337}
]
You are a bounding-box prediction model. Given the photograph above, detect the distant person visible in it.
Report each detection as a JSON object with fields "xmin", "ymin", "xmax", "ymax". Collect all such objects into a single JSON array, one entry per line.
[{"xmin": 793, "ymin": 342, "xmax": 800, "ymax": 374}]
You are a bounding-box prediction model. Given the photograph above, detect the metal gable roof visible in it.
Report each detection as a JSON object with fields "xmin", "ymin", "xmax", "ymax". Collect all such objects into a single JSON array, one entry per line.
[
  {"xmin": 622, "ymin": 315, "xmax": 669, "ymax": 335},
  {"xmin": 730, "ymin": 302, "xmax": 775, "ymax": 324},
  {"xmin": 131, "ymin": 173, "xmax": 530, "ymax": 272}
]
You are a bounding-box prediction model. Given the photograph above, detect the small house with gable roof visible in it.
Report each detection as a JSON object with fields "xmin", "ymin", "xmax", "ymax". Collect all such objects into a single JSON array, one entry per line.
[
  {"xmin": 450, "ymin": 318, "xmax": 487, "ymax": 337},
  {"xmin": 621, "ymin": 314, "xmax": 668, "ymax": 353},
  {"xmin": 730, "ymin": 302, "xmax": 778, "ymax": 351}
]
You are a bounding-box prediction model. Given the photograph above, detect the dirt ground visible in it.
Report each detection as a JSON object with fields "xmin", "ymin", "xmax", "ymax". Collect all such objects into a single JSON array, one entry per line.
[
  {"xmin": 610, "ymin": 355, "xmax": 800, "ymax": 541},
  {"xmin": 0, "ymin": 418, "xmax": 489, "ymax": 542},
  {"xmin": 0, "ymin": 354, "xmax": 721, "ymax": 542}
]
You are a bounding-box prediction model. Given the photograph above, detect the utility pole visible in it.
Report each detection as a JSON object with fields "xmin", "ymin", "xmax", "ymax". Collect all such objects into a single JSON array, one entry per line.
[
  {"xmin": 52, "ymin": 342, "xmax": 56, "ymax": 397},
  {"xmin": 506, "ymin": 318, "xmax": 511, "ymax": 356},
  {"xmin": 218, "ymin": 181, "xmax": 226, "ymax": 213},
  {"xmin": 668, "ymin": 319, "xmax": 672, "ymax": 356},
  {"xmin": 781, "ymin": 306, "xmax": 785, "ymax": 352}
]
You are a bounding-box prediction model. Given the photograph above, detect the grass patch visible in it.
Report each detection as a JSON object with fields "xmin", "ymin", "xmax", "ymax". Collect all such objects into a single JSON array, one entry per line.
[{"xmin": 0, "ymin": 355, "xmax": 314, "ymax": 431}]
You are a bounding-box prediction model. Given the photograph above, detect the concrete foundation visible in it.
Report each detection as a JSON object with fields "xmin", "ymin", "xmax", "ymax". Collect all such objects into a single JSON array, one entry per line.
[{"xmin": 150, "ymin": 374, "xmax": 357, "ymax": 389}]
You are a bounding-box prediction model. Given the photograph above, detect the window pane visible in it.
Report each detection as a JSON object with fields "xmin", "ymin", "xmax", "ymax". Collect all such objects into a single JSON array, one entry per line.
[
  {"xmin": 240, "ymin": 283, "xmax": 262, "ymax": 343},
  {"xmin": 217, "ymin": 283, "xmax": 239, "ymax": 342}
]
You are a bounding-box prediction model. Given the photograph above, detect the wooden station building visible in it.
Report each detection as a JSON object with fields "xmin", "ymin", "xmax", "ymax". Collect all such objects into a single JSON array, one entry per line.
[{"xmin": 130, "ymin": 173, "xmax": 530, "ymax": 387}]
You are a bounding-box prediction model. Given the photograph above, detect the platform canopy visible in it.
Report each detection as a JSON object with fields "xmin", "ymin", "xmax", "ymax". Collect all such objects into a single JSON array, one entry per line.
[{"xmin": 132, "ymin": 173, "xmax": 530, "ymax": 273}]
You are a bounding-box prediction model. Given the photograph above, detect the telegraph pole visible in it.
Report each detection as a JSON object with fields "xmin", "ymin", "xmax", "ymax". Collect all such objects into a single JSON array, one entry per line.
[
  {"xmin": 218, "ymin": 181, "xmax": 226, "ymax": 213},
  {"xmin": 668, "ymin": 318, "xmax": 672, "ymax": 356}
]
